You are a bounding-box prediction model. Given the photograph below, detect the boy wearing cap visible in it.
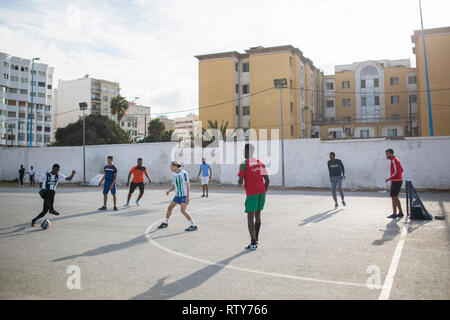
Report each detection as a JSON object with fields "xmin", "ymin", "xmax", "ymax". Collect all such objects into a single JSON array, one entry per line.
[{"xmin": 158, "ymin": 160, "xmax": 198, "ymax": 231}]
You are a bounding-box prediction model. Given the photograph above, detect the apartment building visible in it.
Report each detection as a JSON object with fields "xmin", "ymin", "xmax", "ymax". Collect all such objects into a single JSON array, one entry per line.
[
  {"xmin": 195, "ymin": 45, "xmax": 323, "ymax": 140},
  {"xmin": 54, "ymin": 75, "xmax": 120, "ymax": 130},
  {"xmin": 411, "ymin": 26, "xmax": 450, "ymax": 137},
  {"xmin": 317, "ymin": 59, "xmax": 418, "ymax": 139},
  {"xmin": 0, "ymin": 52, "xmax": 54, "ymax": 147},
  {"xmin": 120, "ymin": 101, "xmax": 151, "ymax": 141},
  {"xmin": 174, "ymin": 113, "xmax": 200, "ymax": 142}
]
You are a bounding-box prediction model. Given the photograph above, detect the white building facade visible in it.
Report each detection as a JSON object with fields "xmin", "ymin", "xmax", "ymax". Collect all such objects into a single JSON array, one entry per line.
[
  {"xmin": 0, "ymin": 52, "xmax": 54, "ymax": 147},
  {"xmin": 54, "ymin": 76, "xmax": 120, "ymax": 130}
]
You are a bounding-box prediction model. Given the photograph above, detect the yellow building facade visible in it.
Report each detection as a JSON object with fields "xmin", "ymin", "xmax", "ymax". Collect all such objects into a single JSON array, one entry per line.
[
  {"xmin": 196, "ymin": 45, "xmax": 323, "ymax": 140},
  {"xmin": 318, "ymin": 60, "xmax": 418, "ymax": 139},
  {"xmin": 411, "ymin": 26, "xmax": 450, "ymax": 137}
]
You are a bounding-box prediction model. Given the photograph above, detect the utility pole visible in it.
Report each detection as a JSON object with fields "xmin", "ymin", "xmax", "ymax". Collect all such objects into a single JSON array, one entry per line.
[
  {"xmin": 274, "ymin": 78, "xmax": 288, "ymax": 187},
  {"xmin": 419, "ymin": 0, "xmax": 434, "ymax": 136}
]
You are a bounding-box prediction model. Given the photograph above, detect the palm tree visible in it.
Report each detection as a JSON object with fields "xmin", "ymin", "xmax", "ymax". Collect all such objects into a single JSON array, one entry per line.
[
  {"xmin": 202, "ymin": 120, "xmax": 233, "ymax": 147},
  {"xmin": 110, "ymin": 95, "xmax": 129, "ymax": 122}
]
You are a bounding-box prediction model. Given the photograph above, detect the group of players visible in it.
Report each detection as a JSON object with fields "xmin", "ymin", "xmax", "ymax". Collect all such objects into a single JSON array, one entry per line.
[{"xmin": 29, "ymin": 144, "xmax": 404, "ymax": 250}]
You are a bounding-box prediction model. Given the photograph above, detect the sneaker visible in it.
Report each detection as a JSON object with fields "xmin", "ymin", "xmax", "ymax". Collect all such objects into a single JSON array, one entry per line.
[
  {"xmin": 206, "ymin": 194, "xmax": 208, "ymax": 198},
  {"xmin": 49, "ymin": 210, "xmax": 60, "ymax": 216},
  {"xmin": 98, "ymin": 206, "xmax": 107, "ymax": 211},
  {"xmin": 397, "ymin": 213, "xmax": 404, "ymax": 218},
  {"xmin": 387, "ymin": 213, "xmax": 397, "ymax": 219},
  {"xmin": 342, "ymin": 201, "xmax": 346, "ymax": 206},
  {"xmin": 135, "ymin": 200, "xmax": 140, "ymax": 206},
  {"xmin": 335, "ymin": 203, "xmax": 338, "ymax": 209},
  {"xmin": 201, "ymin": 194, "xmax": 205, "ymax": 198},
  {"xmin": 31, "ymin": 220, "xmax": 36, "ymax": 227},
  {"xmin": 124, "ymin": 202, "xmax": 130, "ymax": 207},
  {"xmin": 113, "ymin": 206, "xmax": 118, "ymax": 211},
  {"xmin": 245, "ymin": 241, "xmax": 257, "ymax": 250},
  {"xmin": 158, "ymin": 223, "xmax": 168, "ymax": 229},
  {"xmin": 185, "ymin": 225, "xmax": 198, "ymax": 232}
]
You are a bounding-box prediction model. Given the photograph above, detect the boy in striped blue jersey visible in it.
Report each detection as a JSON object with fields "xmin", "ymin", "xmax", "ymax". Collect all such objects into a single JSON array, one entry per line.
[{"xmin": 158, "ymin": 161, "xmax": 197, "ymax": 231}]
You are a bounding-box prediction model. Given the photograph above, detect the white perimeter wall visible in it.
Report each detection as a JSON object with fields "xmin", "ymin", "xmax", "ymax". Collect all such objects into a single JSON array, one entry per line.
[{"xmin": 0, "ymin": 136, "xmax": 449, "ymax": 189}]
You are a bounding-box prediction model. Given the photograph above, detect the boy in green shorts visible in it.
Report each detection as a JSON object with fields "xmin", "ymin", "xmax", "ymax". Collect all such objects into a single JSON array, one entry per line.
[{"xmin": 238, "ymin": 143, "xmax": 270, "ymax": 250}]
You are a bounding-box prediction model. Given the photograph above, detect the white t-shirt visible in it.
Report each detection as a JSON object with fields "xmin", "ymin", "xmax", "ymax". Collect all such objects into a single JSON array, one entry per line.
[
  {"xmin": 29, "ymin": 169, "xmax": 35, "ymax": 176},
  {"xmin": 39, "ymin": 171, "xmax": 67, "ymax": 191}
]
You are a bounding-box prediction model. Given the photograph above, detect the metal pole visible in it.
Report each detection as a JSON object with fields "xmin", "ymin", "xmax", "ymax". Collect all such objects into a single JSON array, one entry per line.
[
  {"xmin": 280, "ymin": 87, "xmax": 285, "ymax": 187},
  {"xmin": 144, "ymin": 114, "xmax": 147, "ymax": 140},
  {"xmin": 419, "ymin": 0, "xmax": 434, "ymax": 136},
  {"xmin": 29, "ymin": 59, "xmax": 35, "ymax": 148},
  {"xmin": 83, "ymin": 109, "xmax": 86, "ymax": 184}
]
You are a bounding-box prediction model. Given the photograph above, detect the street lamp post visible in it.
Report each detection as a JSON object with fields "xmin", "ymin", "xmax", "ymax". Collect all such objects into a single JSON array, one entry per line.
[
  {"xmin": 134, "ymin": 97, "xmax": 140, "ymax": 143},
  {"xmin": 29, "ymin": 57, "xmax": 40, "ymax": 148},
  {"xmin": 419, "ymin": 0, "xmax": 434, "ymax": 136},
  {"xmin": 274, "ymin": 78, "xmax": 288, "ymax": 187},
  {"xmin": 79, "ymin": 102, "xmax": 88, "ymax": 184}
]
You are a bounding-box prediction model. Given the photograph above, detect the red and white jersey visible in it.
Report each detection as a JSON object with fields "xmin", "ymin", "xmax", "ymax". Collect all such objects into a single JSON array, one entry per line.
[{"xmin": 389, "ymin": 156, "xmax": 403, "ymax": 182}]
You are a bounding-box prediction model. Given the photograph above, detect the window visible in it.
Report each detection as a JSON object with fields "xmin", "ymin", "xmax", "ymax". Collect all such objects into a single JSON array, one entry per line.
[
  {"xmin": 20, "ymin": 89, "xmax": 28, "ymax": 95},
  {"xmin": 408, "ymin": 75, "xmax": 416, "ymax": 84},
  {"xmin": 44, "ymin": 135, "xmax": 50, "ymax": 143},
  {"xmin": 343, "ymin": 116, "xmax": 351, "ymax": 122},
  {"xmin": 391, "ymin": 114, "xmax": 400, "ymax": 121},
  {"xmin": 343, "ymin": 99, "xmax": 351, "ymax": 107},
  {"xmin": 235, "ymin": 63, "xmax": 238, "ymax": 72},
  {"xmin": 289, "ymin": 56, "xmax": 292, "ymax": 66},
  {"xmin": 3, "ymin": 73, "xmax": 8, "ymax": 80},
  {"xmin": 387, "ymin": 128, "xmax": 398, "ymax": 137},
  {"xmin": 342, "ymin": 81, "xmax": 350, "ymax": 89},
  {"xmin": 243, "ymin": 106, "xmax": 250, "ymax": 115},
  {"xmin": 409, "ymin": 95, "xmax": 417, "ymax": 103},
  {"xmin": 18, "ymin": 132, "xmax": 26, "ymax": 141},
  {"xmin": 242, "ymin": 85, "xmax": 249, "ymax": 94},
  {"xmin": 38, "ymin": 82, "xmax": 45, "ymax": 87},
  {"xmin": 391, "ymin": 96, "xmax": 399, "ymax": 104},
  {"xmin": 390, "ymin": 77, "xmax": 399, "ymax": 85},
  {"xmin": 47, "ymin": 84, "xmax": 52, "ymax": 90},
  {"xmin": 103, "ymin": 96, "xmax": 108, "ymax": 102},
  {"xmin": 326, "ymin": 100, "xmax": 334, "ymax": 108},
  {"xmin": 290, "ymin": 102, "xmax": 293, "ymax": 113},
  {"xmin": 19, "ymin": 112, "xmax": 25, "ymax": 119},
  {"xmin": 38, "ymin": 71, "xmax": 46, "ymax": 77},
  {"xmin": 374, "ymin": 78, "xmax": 379, "ymax": 87},
  {"xmin": 8, "ymin": 111, "xmax": 16, "ymax": 117},
  {"xmin": 290, "ymin": 79, "xmax": 293, "ymax": 88},
  {"xmin": 326, "ymin": 82, "xmax": 334, "ymax": 90},
  {"xmin": 30, "ymin": 81, "xmax": 36, "ymax": 86},
  {"xmin": 37, "ymin": 126, "xmax": 42, "ymax": 131},
  {"xmin": 37, "ymin": 93, "xmax": 45, "ymax": 98},
  {"xmin": 360, "ymin": 130, "xmax": 369, "ymax": 138},
  {"xmin": 235, "ymin": 84, "xmax": 239, "ymax": 94},
  {"xmin": 375, "ymin": 96, "xmax": 380, "ymax": 106},
  {"xmin": 290, "ymin": 125, "xmax": 294, "ymax": 136},
  {"xmin": 361, "ymin": 96, "xmax": 366, "ymax": 105},
  {"xmin": 8, "ymin": 88, "xmax": 17, "ymax": 94},
  {"xmin": 45, "ymin": 116, "xmax": 51, "ymax": 122},
  {"xmin": 11, "ymin": 76, "xmax": 18, "ymax": 81},
  {"xmin": 20, "ymin": 77, "xmax": 28, "ymax": 83},
  {"xmin": 36, "ymin": 135, "xmax": 43, "ymax": 142},
  {"xmin": 361, "ymin": 80, "xmax": 366, "ymax": 88},
  {"xmin": 242, "ymin": 63, "xmax": 249, "ymax": 72},
  {"xmin": 235, "ymin": 106, "xmax": 239, "ymax": 115}
]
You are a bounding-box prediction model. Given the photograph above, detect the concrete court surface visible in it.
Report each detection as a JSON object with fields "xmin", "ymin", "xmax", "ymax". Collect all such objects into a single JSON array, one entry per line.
[{"xmin": 0, "ymin": 186, "xmax": 449, "ymax": 300}]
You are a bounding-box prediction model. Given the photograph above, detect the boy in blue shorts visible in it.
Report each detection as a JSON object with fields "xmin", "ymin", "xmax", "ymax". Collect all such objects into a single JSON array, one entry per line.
[
  {"xmin": 98, "ymin": 155, "xmax": 118, "ymax": 211},
  {"xmin": 158, "ymin": 160, "xmax": 197, "ymax": 231}
]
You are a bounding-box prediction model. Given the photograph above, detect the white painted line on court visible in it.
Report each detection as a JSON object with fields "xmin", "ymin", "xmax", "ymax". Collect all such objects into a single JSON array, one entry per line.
[
  {"xmin": 378, "ymin": 225, "xmax": 408, "ymax": 300},
  {"xmin": 144, "ymin": 216, "xmax": 369, "ymax": 289}
]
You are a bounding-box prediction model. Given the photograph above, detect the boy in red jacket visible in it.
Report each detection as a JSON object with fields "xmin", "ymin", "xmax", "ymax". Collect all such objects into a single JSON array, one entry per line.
[{"xmin": 385, "ymin": 149, "xmax": 404, "ymax": 219}]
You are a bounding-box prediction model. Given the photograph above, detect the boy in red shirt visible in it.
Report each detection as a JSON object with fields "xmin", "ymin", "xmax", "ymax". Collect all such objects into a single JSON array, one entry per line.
[
  {"xmin": 385, "ymin": 149, "xmax": 404, "ymax": 219},
  {"xmin": 238, "ymin": 144, "xmax": 270, "ymax": 250}
]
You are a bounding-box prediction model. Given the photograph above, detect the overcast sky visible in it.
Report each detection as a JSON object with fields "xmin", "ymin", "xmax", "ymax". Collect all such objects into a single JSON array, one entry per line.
[{"xmin": 1, "ymin": 0, "xmax": 449, "ymax": 118}]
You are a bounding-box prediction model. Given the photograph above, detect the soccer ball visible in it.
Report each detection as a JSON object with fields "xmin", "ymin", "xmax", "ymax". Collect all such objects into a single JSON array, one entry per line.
[{"xmin": 41, "ymin": 219, "xmax": 51, "ymax": 230}]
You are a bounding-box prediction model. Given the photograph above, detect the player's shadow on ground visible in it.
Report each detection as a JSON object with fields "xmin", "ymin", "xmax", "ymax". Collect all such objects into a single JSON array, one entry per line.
[
  {"xmin": 298, "ymin": 209, "xmax": 344, "ymax": 226},
  {"xmin": 372, "ymin": 219, "xmax": 401, "ymax": 246},
  {"xmin": 114, "ymin": 209, "xmax": 156, "ymax": 217},
  {"xmin": 132, "ymin": 250, "xmax": 252, "ymax": 300},
  {"xmin": 52, "ymin": 230, "xmax": 188, "ymax": 262}
]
